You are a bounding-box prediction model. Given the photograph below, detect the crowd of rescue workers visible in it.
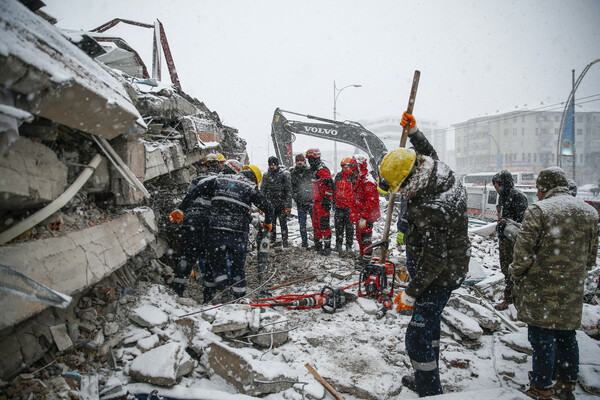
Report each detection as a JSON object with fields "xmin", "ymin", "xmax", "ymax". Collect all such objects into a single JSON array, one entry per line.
[{"xmin": 166, "ymin": 113, "xmax": 599, "ymax": 399}]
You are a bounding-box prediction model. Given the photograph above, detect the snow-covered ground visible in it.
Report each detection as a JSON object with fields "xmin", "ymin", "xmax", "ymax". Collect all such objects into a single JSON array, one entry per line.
[{"xmin": 100, "ymin": 200, "xmax": 600, "ymax": 400}]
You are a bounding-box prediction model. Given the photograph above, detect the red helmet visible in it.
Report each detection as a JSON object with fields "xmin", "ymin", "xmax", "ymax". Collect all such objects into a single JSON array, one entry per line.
[{"xmin": 306, "ymin": 148, "xmax": 321, "ymax": 158}]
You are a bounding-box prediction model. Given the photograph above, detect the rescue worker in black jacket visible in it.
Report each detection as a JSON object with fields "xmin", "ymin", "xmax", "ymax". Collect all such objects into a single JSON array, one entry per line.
[
  {"xmin": 492, "ymin": 170, "xmax": 528, "ymax": 311},
  {"xmin": 260, "ymin": 156, "xmax": 292, "ymax": 247},
  {"xmin": 168, "ymin": 154, "xmax": 219, "ymax": 297},
  {"xmin": 379, "ymin": 112, "xmax": 470, "ymax": 398},
  {"xmin": 171, "ymin": 165, "xmax": 274, "ymax": 302}
]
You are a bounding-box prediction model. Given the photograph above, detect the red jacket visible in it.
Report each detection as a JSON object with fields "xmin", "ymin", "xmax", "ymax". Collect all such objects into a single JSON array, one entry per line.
[
  {"xmin": 311, "ymin": 163, "xmax": 333, "ymax": 202},
  {"xmin": 350, "ymin": 155, "xmax": 380, "ymax": 223},
  {"xmin": 334, "ymin": 169, "xmax": 354, "ymax": 209}
]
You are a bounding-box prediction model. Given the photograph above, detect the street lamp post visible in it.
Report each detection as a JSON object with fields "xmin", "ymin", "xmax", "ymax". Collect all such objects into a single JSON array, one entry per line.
[
  {"xmin": 486, "ymin": 133, "xmax": 502, "ymax": 170},
  {"xmin": 333, "ymin": 81, "xmax": 361, "ymax": 173}
]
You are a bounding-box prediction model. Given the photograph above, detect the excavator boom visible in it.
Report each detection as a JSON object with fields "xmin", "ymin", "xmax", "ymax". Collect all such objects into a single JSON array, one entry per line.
[{"xmin": 271, "ymin": 108, "xmax": 387, "ymax": 171}]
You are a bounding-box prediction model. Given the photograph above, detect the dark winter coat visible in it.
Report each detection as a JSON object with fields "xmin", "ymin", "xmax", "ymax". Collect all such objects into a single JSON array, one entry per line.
[
  {"xmin": 260, "ymin": 167, "xmax": 292, "ymax": 209},
  {"xmin": 350, "ymin": 155, "xmax": 380, "ymax": 223},
  {"xmin": 290, "ymin": 164, "xmax": 313, "ymax": 206},
  {"xmin": 510, "ymin": 186, "xmax": 599, "ymax": 330},
  {"xmin": 179, "ymin": 171, "xmax": 217, "ymax": 215},
  {"xmin": 180, "ymin": 174, "xmax": 274, "ymax": 235},
  {"xmin": 334, "ymin": 169, "xmax": 355, "ymax": 209},
  {"xmin": 402, "ymin": 130, "xmax": 471, "ymax": 299},
  {"xmin": 493, "ymin": 170, "xmax": 528, "ymax": 237}
]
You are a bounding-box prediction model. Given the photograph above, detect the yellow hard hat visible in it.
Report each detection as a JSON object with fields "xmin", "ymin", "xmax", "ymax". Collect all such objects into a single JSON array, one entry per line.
[
  {"xmin": 243, "ymin": 164, "xmax": 263, "ymax": 185},
  {"xmin": 379, "ymin": 148, "xmax": 417, "ymax": 190},
  {"xmin": 216, "ymin": 153, "xmax": 226, "ymax": 162}
]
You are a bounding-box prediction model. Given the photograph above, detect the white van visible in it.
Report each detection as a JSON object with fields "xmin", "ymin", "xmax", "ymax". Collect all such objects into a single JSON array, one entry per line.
[{"xmin": 466, "ymin": 184, "xmax": 537, "ymax": 222}]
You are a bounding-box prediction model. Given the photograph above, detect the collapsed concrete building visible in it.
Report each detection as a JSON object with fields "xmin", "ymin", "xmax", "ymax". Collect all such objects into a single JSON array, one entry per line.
[{"xmin": 0, "ymin": 0, "xmax": 247, "ymax": 380}]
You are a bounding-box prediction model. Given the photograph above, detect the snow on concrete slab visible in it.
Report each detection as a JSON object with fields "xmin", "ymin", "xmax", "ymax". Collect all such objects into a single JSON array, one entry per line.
[
  {"xmin": 581, "ymin": 303, "xmax": 600, "ymax": 336},
  {"xmin": 499, "ymin": 330, "xmax": 531, "ymax": 354},
  {"xmin": 126, "ymin": 382, "xmax": 263, "ymax": 400},
  {"xmin": 211, "ymin": 305, "xmax": 251, "ymax": 336},
  {"xmin": 442, "ymin": 307, "xmax": 483, "ymax": 340},
  {"xmin": 122, "ymin": 326, "xmax": 151, "ymax": 345},
  {"xmin": 130, "ymin": 304, "xmax": 169, "ymax": 328},
  {"xmin": 426, "ymin": 387, "xmax": 531, "ymax": 399},
  {"xmin": 136, "ymin": 334, "xmax": 160, "ymax": 352},
  {"xmin": 129, "ymin": 342, "xmax": 194, "ymax": 386},
  {"xmin": 578, "ymin": 330, "xmax": 600, "ymax": 366}
]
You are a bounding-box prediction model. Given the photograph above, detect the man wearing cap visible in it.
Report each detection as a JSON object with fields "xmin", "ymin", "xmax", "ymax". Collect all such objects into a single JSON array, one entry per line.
[
  {"xmin": 290, "ymin": 153, "xmax": 314, "ymax": 248},
  {"xmin": 261, "ymin": 156, "xmax": 292, "ymax": 247},
  {"xmin": 510, "ymin": 166, "xmax": 598, "ymax": 400},
  {"xmin": 306, "ymin": 148, "xmax": 334, "ymax": 255},
  {"xmin": 378, "ymin": 112, "xmax": 470, "ymax": 397}
]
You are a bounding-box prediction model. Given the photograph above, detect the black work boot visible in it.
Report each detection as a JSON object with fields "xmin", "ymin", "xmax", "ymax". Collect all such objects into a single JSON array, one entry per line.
[
  {"xmin": 313, "ymin": 239, "xmax": 322, "ymax": 252},
  {"xmin": 401, "ymin": 375, "xmax": 417, "ymax": 392},
  {"xmin": 335, "ymin": 242, "xmax": 343, "ymax": 253},
  {"xmin": 170, "ymin": 281, "xmax": 186, "ymax": 297},
  {"xmin": 320, "ymin": 240, "xmax": 331, "ymax": 256}
]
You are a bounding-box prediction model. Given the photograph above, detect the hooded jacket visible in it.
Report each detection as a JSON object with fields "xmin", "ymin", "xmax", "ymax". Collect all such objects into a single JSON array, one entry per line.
[
  {"xmin": 492, "ymin": 170, "xmax": 528, "ymax": 227},
  {"xmin": 510, "ymin": 185, "xmax": 598, "ymax": 329},
  {"xmin": 350, "ymin": 155, "xmax": 380, "ymax": 222},
  {"xmin": 402, "ymin": 130, "xmax": 471, "ymax": 298}
]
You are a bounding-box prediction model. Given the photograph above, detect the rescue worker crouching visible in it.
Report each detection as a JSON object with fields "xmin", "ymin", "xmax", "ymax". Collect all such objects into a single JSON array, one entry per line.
[
  {"xmin": 170, "ymin": 163, "xmax": 274, "ymax": 303},
  {"xmin": 379, "ymin": 112, "xmax": 470, "ymax": 398},
  {"xmin": 168, "ymin": 153, "xmax": 220, "ymax": 298}
]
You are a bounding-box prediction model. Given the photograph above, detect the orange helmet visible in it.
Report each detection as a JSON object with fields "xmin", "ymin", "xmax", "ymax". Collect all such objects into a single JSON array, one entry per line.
[{"xmin": 341, "ymin": 157, "xmax": 352, "ymax": 167}]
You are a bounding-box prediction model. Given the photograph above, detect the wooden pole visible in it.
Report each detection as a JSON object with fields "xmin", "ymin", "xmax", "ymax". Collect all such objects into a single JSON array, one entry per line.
[
  {"xmin": 379, "ymin": 71, "xmax": 420, "ymax": 262},
  {"xmin": 305, "ymin": 363, "xmax": 345, "ymax": 400}
]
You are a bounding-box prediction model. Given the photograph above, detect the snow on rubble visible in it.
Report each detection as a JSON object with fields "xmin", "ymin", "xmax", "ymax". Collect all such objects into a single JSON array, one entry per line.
[{"xmin": 91, "ymin": 206, "xmax": 600, "ymax": 400}]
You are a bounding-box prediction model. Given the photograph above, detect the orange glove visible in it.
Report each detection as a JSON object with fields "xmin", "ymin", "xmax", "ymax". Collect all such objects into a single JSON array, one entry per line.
[
  {"xmin": 169, "ymin": 209, "xmax": 183, "ymax": 224},
  {"xmin": 394, "ymin": 290, "xmax": 416, "ymax": 312},
  {"xmin": 284, "ymin": 208, "xmax": 291, "ymax": 215},
  {"xmin": 400, "ymin": 112, "xmax": 417, "ymax": 134},
  {"xmin": 262, "ymin": 222, "xmax": 273, "ymax": 232}
]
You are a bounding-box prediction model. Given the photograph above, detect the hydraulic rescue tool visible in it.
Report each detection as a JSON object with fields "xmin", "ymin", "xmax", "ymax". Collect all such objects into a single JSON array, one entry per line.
[
  {"xmin": 249, "ymin": 286, "xmax": 356, "ymax": 313},
  {"xmin": 255, "ymin": 225, "xmax": 271, "ymax": 284}
]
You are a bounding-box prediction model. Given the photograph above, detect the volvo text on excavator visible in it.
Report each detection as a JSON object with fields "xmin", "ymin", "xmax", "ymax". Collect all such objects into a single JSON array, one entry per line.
[{"xmin": 271, "ymin": 108, "xmax": 388, "ymax": 172}]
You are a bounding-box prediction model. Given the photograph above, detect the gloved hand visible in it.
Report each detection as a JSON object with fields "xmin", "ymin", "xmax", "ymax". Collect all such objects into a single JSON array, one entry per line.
[
  {"xmin": 394, "ymin": 290, "xmax": 416, "ymax": 312},
  {"xmin": 496, "ymin": 219, "xmax": 507, "ymax": 236},
  {"xmin": 358, "ymin": 218, "xmax": 367, "ymax": 229},
  {"xmin": 284, "ymin": 208, "xmax": 291, "ymax": 215},
  {"xmin": 262, "ymin": 222, "xmax": 273, "ymax": 232},
  {"xmin": 169, "ymin": 209, "xmax": 183, "ymax": 224},
  {"xmin": 396, "ymin": 231, "xmax": 405, "ymax": 245},
  {"xmin": 321, "ymin": 197, "xmax": 332, "ymax": 212},
  {"xmin": 400, "ymin": 112, "xmax": 417, "ymax": 134}
]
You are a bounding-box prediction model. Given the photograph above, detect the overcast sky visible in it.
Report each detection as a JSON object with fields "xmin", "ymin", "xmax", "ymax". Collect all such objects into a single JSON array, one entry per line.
[{"xmin": 43, "ymin": 0, "xmax": 600, "ymax": 165}]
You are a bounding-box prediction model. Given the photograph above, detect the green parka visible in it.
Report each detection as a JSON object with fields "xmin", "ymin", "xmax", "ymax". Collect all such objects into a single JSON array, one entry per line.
[{"xmin": 510, "ymin": 187, "xmax": 599, "ymax": 330}]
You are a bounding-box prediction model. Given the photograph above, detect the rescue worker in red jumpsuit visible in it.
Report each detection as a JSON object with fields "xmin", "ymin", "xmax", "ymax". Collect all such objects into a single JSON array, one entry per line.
[
  {"xmin": 333, "ymin": 157, "xmax": 355, "ymax": 253},
  {"xmin": 306, "ymin": 148, "xmax": 334, "ymax": 255},
  {"xmin": 348, "ymin": 154, "xmax": 380, "ymax": 263}
]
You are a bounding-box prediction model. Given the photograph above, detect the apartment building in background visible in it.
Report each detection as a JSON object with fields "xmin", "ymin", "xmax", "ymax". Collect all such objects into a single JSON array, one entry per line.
[
  {"xmin": 453, "ymin": 110, "xmax": 600, "ymax": 185},
  {"xmin": 360, "ymin": 115, "xmax": 451, "ymax": 167}
]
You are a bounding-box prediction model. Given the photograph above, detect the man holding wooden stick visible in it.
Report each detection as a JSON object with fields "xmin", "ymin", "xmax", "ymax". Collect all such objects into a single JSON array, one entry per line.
[{"xmin": 379, "ymin": 112, "xmax": 470, "ymax": 397}]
